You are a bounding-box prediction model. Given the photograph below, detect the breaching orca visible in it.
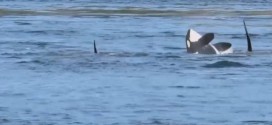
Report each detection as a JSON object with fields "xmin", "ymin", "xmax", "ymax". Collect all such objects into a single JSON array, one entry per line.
[
  {"xmin": 185, "ymin": 29, "xmax": 233, "ymax": 54},
  {"xmin": 185, "ymin": 20, "xmax": 252, "ymax": 54}
]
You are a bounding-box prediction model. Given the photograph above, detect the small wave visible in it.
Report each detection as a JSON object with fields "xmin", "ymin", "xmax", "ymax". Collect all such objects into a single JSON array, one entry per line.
[
  {"xmin": 17, "ymin": 41, "xmax": 49, "ymax": 45},
  {"xmin": 17, "ymin": 59, "xmax": 53, "ymax": 66},
  {"xmin": 7, "ymin": 30, "xmax": 77, "ymax": 36},
  {"xmin": 134, "ymin": 34, "xmax": 156, "ymax": 38},
  {"xmin": 0, "ymin": 118, "xmax": 9, "ymax": 124},
  {"xmin": 0, "ymin": 8, "xmax": 37, "ymax": 16},
  {"xmin": 0, "ymin": 107, "xmax": 8, "ymax": 112},
  {"xmin": 2, "ymin": 52, "xmax": 38, "ymax": 57},
  {"xmin": 160, "ymin": 31, "xmax": 183, "ymax": 37},
  {"xmin": 14, "ymin": 22, "xmax": 32, "ymax": 25},
  {"xmin": 51, "ymin": 9, "xmax": 272, "ymax": 17},
  {"xmin": 1, "ymin": 8, "xmax": 272, "ymax": 17},
  {"xmin": 224, "ymin": 33, "xmax": 260, "ymax": 39},
  {"xmin": 0, "ymin": 92, "xmax": 26, "ymax": 97},
  {"xmin": 98, "ymin": 52, "xmax": 149, "ymax": 57},
  {"xmin": 169, "ymin": 85, "xmax": 201, "ymax": 89},
  {"xmin": 163, "ymin": 46, "xmax": 183, "ymax": 50},
  {"xmin": 242, "ymin": 121, "xmax": 272, "ymax": 125},
  {"xmin": 203, "ymin": 61, "xmax": 249, "ymax": 68}
]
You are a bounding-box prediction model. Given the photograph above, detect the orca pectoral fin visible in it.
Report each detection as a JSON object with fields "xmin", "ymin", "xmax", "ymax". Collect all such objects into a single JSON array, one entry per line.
[
  {"xmin": 198, "ymin": 33, "xmax": 214, "ymax": 47},
  {"xmin": 212, "ymin": 42, "xmax": 232, "ymax": 51},
  {"xmin": 198, "ymin": 42, "xmax": 233, "ymax": 54},
  {"xmin": 94, "ymin": 40, "xmax": 98, "ymax": 54},
  {"xmin": 243, "ymin": 20, "xmax": 252, "ymax": 52}
]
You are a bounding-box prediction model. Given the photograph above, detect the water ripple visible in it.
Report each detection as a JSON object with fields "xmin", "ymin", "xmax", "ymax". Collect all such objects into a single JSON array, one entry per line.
[
  {"xmin": 203, "ymin": 60, "xmax": 250, "ymax": 68},
  {"xmin": 242, "ymin": 121, "xmax": 272, "ymax": 125},
  {"xmin": 1, "ymin": 8, "xmax": 272, "ymax": 17}
]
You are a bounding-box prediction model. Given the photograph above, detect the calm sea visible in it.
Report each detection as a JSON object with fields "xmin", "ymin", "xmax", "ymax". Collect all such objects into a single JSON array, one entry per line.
[{"xmin": 1, "ymin": 0, "xmax": 272, "ymax": 125}]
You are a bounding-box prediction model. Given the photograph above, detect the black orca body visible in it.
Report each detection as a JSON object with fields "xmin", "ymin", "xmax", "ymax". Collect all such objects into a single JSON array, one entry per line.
[{"xmin": 185, "ymin": 20, "xmax": 252, "ymax": 54}]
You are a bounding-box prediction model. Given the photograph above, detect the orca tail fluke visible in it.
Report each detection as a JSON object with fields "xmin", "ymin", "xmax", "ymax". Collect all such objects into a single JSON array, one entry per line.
[
  {"xmin": 243, "ymin": 20, "xmax": 252, "ymax": 52},
  {"xmin": 94, "ymin": 40, "xmax": 98, "ymax": 54}
]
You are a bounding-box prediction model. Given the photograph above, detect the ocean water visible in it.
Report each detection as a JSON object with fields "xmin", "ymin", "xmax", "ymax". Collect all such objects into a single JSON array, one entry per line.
[{"xmin": 1, "ymin": 0, "xmax": 272, "ymax": 125}]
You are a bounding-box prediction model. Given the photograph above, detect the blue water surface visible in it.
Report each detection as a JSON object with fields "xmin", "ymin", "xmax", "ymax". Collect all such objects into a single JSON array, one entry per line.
[{"xmin": 1, "ymin": 0, "xmax": 272, "ymax": 125}]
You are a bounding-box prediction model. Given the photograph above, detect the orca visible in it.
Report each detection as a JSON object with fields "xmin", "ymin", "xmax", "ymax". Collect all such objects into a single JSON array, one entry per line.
[
  {"xmin": 243, "ymin": 20, "xmax": 252, "ymax": 52},
  {"xmin": 94, "ymin": 40, "xmax": 98, "ymax": 54},
  {"xmin": 185, "ymin": 29, "xmax": 233, "ymax": 54},
  {"xmin": 185, "ymin": 20, "xmax": 252, "ymax": 54}
]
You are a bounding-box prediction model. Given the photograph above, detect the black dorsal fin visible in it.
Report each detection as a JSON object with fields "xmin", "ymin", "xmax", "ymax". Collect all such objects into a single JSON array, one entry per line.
[
  {"xmin": 243, "ymin": 20, "xmax": 252, "ymax": 52},
  {"xmin": 94, "ymin": 40, "xmax": 98, "ymax": 54}
]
